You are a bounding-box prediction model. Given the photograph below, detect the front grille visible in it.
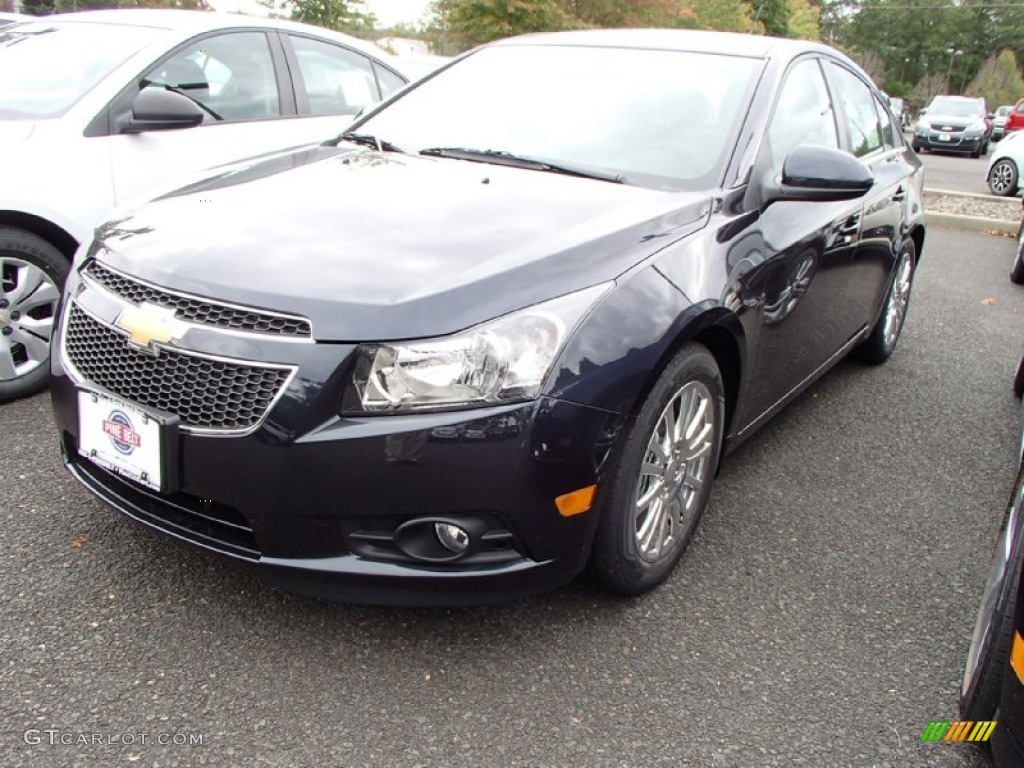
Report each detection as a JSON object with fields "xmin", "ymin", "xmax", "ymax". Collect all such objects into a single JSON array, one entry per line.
[
  {"xmin": 84, "ymin": 261, "xmax": 312, "ymax": 338},
  {"xmin": 64, "ymin": 304, "xmax": 292, "ymax": 432}
]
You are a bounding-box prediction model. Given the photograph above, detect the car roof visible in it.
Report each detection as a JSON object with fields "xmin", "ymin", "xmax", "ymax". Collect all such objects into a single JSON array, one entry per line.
[
  {"xmin": 493, "ymin": 28, "xmax": 846, "ymax": 62},
  {"xmin": 19, "ymin": 9, "xmax": 394, "ymax": 61}
]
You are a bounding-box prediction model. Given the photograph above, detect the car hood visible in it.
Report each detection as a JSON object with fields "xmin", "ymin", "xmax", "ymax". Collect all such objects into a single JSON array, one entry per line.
[
  {"xmin": 924, "ymin": 112, "xmax": 984, "ymax": 126},
  {"xmin": 91, "ymin": 145, "xmax": 712, "ymax": 341}
]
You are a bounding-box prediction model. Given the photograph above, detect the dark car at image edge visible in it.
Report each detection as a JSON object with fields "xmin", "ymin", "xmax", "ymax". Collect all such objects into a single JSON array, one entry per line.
[
  {"xmin": 49, "ymin": 29, "xmax": 925, "ymax": 605},
  {"xmin": 961, "ymin": 355, "xmax": 1024, "ymax": 764}
]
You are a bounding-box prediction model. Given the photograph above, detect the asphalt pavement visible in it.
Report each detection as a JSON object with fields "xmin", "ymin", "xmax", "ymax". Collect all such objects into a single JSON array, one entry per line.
[
  {"xmin": 2, "ymin": 228, "xmax": 1023, "ymax": 767},
  {"xmin": 919, "ymin": 145, "xmax": 996, "ymax": 196}
]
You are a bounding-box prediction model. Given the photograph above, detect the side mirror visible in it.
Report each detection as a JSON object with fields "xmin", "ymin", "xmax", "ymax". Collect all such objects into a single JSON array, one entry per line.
[
  {"xmin": 919, "ymin": 108, "xmax": 928, "ymax": 116},
  {"xmin": 763, "ymin": 145, "xmax": 874, "ymax": 205},
  {"xmin": 122, "ymin": 87, "xmax": 204, "ymax": 133},
  {"xmin": 987, "ymin": 113, "xmax": 996, "ymax": 120}
]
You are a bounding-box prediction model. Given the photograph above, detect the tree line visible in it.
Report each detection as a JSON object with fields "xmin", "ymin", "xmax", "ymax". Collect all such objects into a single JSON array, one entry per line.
[{"xmin": 9, "ymin": 0, "xmax": 1024, "ymax": 109}]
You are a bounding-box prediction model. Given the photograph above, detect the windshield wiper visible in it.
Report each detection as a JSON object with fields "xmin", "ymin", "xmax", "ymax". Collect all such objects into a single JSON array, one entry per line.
[
  {"xmin": 418, "ymin": 147, "xmax": 626, "ymax": 184},
  {"xmin": 336, "ymin": 132, "xmax": 404, "ymax": 152}
]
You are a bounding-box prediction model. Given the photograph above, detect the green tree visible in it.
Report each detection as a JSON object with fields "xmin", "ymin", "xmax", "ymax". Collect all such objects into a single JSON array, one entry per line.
[
  {"xmin": 264, "ymin": 0, "xmax": 375, "ymax": 35},
  {"xmin": 747, "ymin": 0, "xmax": 789, "ymax": 36},
  {"xmin": 787, "ymin": 0, "xmax": 820, "ymax": 40},
  {"xmin": 21, "ymin": 0, "xmax": 55, "ymax": 10},
  {"xmin": 967, "ymin": 49, "xmax": 1024, "ymax": 110},
  {"xmin": 679, "ymin": 0, "xmax": 760, "ymax": 33},
  {"xmin": 431, "ymin": 0, "xmax": 576, "ymax": 50},
  {"xmin": 557, "ymin": 0, "xmax": 680, "ymax": 27},
  {"xmin": 910, "ymin": 71, "xmax": 946, "ymax": 108}
]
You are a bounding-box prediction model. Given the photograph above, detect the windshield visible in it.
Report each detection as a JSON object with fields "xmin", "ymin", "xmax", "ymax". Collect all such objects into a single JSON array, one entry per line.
[
  {"xmin": 0, "ymin": 22, "xmax": 163, "ymax": 119},
  {"xmin": 928, "ymin": 98, "xmax": 983, "ymax": 117},
  {"xmin": 354, "ymin": 45, "xmax": 762, "ymax": 191}
]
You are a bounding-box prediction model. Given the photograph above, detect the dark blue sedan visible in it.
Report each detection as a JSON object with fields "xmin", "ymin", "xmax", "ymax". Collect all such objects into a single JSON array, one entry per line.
[{"xmin": 50, "ymin": 29, "xmax": 925, "ymax": 604}]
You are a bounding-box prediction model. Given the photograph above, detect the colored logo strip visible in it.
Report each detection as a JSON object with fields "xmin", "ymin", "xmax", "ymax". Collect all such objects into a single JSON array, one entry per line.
[{"xmin": 920, "ymin": 720, "xmax": 996, "ymax": 742}]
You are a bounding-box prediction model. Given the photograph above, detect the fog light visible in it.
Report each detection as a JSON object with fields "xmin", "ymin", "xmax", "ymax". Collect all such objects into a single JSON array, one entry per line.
[{"xmin": 435, "ymin": 523, "xmax": 470, "ymax": 554}]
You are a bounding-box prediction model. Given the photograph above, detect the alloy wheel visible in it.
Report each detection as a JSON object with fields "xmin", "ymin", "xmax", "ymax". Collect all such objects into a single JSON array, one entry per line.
[
  {"xmin": 0, "ymin": 256, "xmax": 61, "ymax": 382},
  {"xmin": 882, "ymin": 251, "xmax": 913, "ymax": 349},
  {"xmin": 990, "ymin": 161, "xmax": 1017, "ymax": 195},
  {"xmin": 634, "ymin": 380, "xmax": 715, "ymax": 563}
]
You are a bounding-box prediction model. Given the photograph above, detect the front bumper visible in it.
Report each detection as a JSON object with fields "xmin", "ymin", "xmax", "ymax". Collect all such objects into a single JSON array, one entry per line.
[
  {"xmin": 915, "ymin": 129, "xmax": 985, "ymax": 152},
  {"xmin": 52, "ymin": 340, "xmax": 626, "ymax": 606}
]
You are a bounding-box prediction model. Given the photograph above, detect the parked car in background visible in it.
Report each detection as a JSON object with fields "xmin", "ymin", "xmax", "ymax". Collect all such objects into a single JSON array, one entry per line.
[
  {"xmin": 961, "ymin": 354, "xmax": 1024, "ymax": 764},
  {"xmin": 0, "ymin": 12, "xmax": 30, "ymax": 28},
  {"xmin": 0, "ymin": 9, "xmax": 410, "ymax": 403},
  {"xmin": 51, "ymin": 29, "xmax": 925, "ymax": 605},
  {"xmin": 913, "ymin": 95, "xmax": 992, "ymax": 157},
  {"xmin": 994, "ymin": 105, "xmax": 1014, "ymax": 141},
  {"xmin": 1004, "ymin": 98, "xmax": 1024, "ymax": 135},
  {"xmin": 987, "ymin": 131, "xmax": 1024, "ymax": 196}
]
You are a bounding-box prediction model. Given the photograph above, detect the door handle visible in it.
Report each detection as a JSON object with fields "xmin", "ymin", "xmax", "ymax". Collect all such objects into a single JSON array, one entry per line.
[
  {"xmin": 837, "ymin": 214, "xmax": 861, "ymax": 235},
  {"xmin": 892, "ymin": 186, "xmax": 906, "ymax": 202}
]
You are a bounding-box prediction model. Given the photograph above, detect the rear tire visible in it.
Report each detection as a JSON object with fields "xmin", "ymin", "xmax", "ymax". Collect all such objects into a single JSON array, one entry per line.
[
  {"xmin": 587, "ymin": 343, "xmax": 724, "ymax": 596},
  {"xmin": 857, "ymin": 239, "xmax": 916, "ymax": 365},
  {"xmin": 0, "ymin": 228, "xmax": 68, "ymax": 403}
]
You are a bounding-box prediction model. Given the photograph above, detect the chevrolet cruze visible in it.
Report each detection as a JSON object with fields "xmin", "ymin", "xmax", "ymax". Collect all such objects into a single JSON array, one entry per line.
[{"xmin": 50, "ymin": 30, "xmax": 925, "ymax": 605}]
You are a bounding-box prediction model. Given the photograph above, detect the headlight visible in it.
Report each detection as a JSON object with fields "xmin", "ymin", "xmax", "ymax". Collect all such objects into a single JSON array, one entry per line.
[
  {"xmin": 916, "ymin": 121, "xmax": 930, "ymax": 132},
  {"xmin": 350, "ymin": 283, "xmax": 611, "ymax": 412}
]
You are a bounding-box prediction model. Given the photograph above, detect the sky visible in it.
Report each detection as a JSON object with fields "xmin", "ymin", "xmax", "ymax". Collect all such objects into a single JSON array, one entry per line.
[{"xmin": 365, "ymin": 0, "xmax": 433, "ymax": 28}]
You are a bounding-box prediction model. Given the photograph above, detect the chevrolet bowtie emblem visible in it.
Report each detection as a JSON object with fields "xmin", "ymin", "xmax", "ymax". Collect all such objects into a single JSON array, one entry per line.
[{"xmin": 114, "ymin": 302, "xmax": 188, "ymax": 355}]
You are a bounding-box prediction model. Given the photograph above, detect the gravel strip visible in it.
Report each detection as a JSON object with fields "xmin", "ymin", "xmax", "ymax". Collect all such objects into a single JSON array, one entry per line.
[{"xmin": 924, "ymin": 191, "xmax": 1021, "ymax": 221}]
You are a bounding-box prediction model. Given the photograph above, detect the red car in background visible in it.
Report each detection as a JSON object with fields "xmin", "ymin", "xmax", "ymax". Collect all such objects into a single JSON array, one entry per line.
[{"xmin": 1005, "ymin": 98, "xmax": 1024, "ymax": 134}]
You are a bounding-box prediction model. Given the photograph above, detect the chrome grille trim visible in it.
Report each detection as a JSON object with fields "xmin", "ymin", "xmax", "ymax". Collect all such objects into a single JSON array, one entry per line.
[
  {"xmin": 61, "ymin": 300, "xmax": 297, "ymax": 437},
  {"xmin": 82, "ymin": 261, "xmax": 313, "ymax": 339}
]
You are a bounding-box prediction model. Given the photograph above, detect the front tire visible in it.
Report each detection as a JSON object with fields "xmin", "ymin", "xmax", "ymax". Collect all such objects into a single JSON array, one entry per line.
[
  {"xmin": 587, "ymin": 343, "xmax": 724, "ymax": 596},
  {"xmin": 0, "ymin": 228, "xmax": 68, "ymax": 403},
  {"xmin": 961, "ymin": 470, "xmax": 1024, "ymax": 725},
  {"xmin": 1012, "ymin": 220, "xmax": 1024, "ymax": 284},
  {"xmin": 857, "ymin": 239, "xmax": 916, "ymax": 365},
  {"xmin": 989, "ymin": 159, "xmax": 1019, "ymax": 196}
]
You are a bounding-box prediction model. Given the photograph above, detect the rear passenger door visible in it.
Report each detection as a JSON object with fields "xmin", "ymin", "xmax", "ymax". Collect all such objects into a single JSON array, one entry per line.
[
  {"xmin": 281, "ymin": 33, "xmax": 408, "ymax": 136},
  {"xmin": 825, "ymin": 61, "xmax": 915, "ymax": 327}
]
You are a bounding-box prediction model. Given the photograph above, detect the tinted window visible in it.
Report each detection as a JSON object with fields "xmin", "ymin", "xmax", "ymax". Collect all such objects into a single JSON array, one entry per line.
[
  {"xmin": 829, "ymin": 64, "xmax": 882, "ymax": 157},
  {"xmin": 357, "ymin": 46, "xmax": 762, "ymax": 191},
  {"xmin": 0, "ymin": 22, "xmax": 163, "ymax": 118},
  {"xmin": 146, "ymin": 32, "xmax": 281, "ymax": 121},
  {"xmin": 290, "ymin": 35, "xmax": 379, "ymax": 115},
  {"xmin": 766, "ymin": 58, "xmax": 838, "ymax": 174}
]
